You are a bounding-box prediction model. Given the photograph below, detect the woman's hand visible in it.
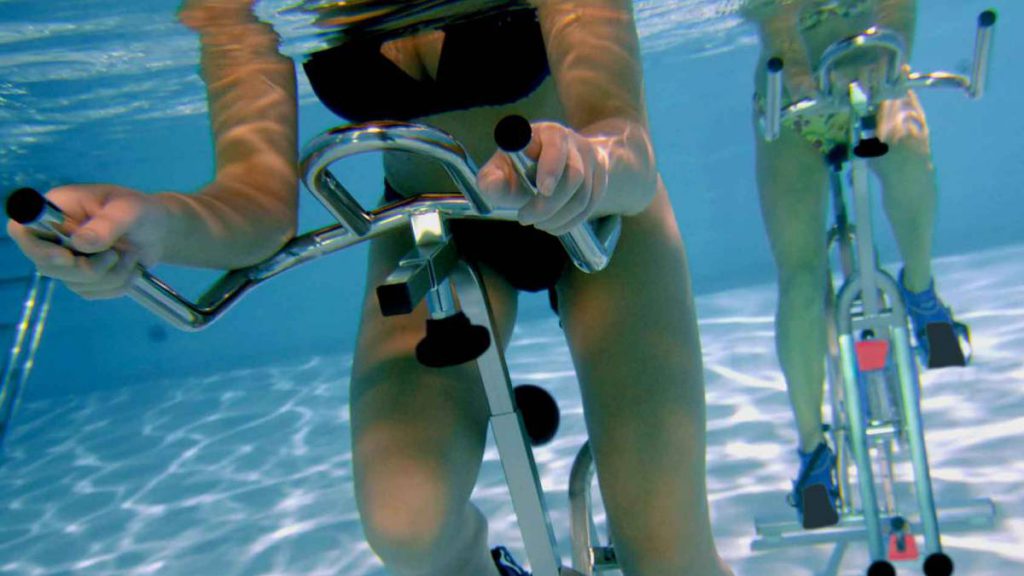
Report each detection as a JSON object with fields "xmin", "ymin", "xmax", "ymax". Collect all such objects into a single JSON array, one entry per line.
[
  {"xmin": 6, "ymin": 185, "xmax": 169, "ymax": 300},
  {"xmin": 477, "ymin": 121, "xmax": 609, "ymax": 236}
]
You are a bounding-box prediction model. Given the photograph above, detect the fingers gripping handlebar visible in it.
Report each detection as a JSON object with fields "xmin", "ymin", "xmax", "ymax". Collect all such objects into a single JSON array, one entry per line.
[
  {"xmin": 300, "ymin": 117, "xmax": 622, "ymax": 274},
  {"xmin": 5, "ymin": 117, "xmax": 624, "ymax": 336},
  {"xmin": 5, "ymin": 188, "xmax": 205, "ymax": 330}
]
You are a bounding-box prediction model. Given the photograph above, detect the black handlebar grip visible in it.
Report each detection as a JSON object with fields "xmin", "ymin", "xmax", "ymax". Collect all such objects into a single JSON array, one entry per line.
[
  {"xmin": 5, "ymin": 187, "xmax": 46, "ymax": 225},
  {"xmin": 979, "ymin": 10, "xmax": 997, "ymax": 28},
  {"xmin": 494, "ymin": 115, "xmax": 533, "ymax": 153},
  {"xmin": 767, "ymin": 57, "xmax": 784, "ymax": 73}
]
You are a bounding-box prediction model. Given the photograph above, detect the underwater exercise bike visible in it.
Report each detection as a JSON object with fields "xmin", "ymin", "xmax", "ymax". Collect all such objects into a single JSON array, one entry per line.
[
  {"xmin": 5, "ymin": 108, "xmax": 634, "ymax": 575},
  {"xmin": 750, "ymin": 11, "xmax": 999, "ymax": 576}
]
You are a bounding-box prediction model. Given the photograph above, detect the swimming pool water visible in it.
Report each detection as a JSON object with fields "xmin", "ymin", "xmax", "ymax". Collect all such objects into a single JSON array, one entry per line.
[{"xmin": 1, "ymin": 1, "xmax": 1021, "ymax": 574}]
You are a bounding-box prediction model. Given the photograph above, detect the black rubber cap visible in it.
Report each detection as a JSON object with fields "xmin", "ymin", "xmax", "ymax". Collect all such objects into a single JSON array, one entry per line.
[
  {"xmin": 767, "ymin": 57, "xmax": 784, "ymax": 73},
  {"xmin": 979, "ymin": 10, "xmax": 997, "ymax": 27},
  {"xmin": 415, "ymin": 311, "xmax": 492, "ymax": 368},
  {"xmin": 855, "ymin": 137, "xmax": 890, "ymax": 159},
  {"xmin": 867, "ymin": 560, "xmax": 897, "ymax": 576},
  {"xmin": 923, "ymin": 552, "xmax": 955, "ymax": 576},
  {"xmin": 514, "ymin": 384, "xmax": 560, "ymax": 446},
  {"xmin": 5, "ymin": 187, "xmax": 45, "ymax": 224},
  {"xmin": 494, "ymin": 115, "xmax": 532, "ymax": 153}
]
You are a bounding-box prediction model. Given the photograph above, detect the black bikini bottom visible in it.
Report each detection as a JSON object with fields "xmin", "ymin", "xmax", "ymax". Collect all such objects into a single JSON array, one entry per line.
[{"xmin": 384, "ymin": 181, "xmax": 566, "ymax": 313}]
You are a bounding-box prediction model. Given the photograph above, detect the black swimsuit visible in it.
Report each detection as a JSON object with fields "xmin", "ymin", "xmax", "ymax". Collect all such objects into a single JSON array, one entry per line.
[
  {"xmin": 304, "ymin": 5, "xmax": 569, "ymax": 307},
  {"xmin": 303, "ymin": 6, "xmax": 551, "ymax": 121}
]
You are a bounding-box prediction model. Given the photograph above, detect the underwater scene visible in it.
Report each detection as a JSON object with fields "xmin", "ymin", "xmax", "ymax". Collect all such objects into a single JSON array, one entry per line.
[{"xmin": 1, "ymin": 1, "xmax": 1021, "ymax": 574}]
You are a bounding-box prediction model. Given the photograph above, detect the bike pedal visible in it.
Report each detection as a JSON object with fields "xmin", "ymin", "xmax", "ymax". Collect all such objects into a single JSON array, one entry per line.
[
  {"xmin": 925, "ymin": 323, "xmax": 967, "ymax": 369},
  {"xmin": 801, "ymin": 484, "xmax": 840, "ymax": 529}
]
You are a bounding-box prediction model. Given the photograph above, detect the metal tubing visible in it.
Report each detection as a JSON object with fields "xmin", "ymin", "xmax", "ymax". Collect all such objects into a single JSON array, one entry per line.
[
  {"xmin": 837, "ymin": 332, "xmax": 885, "ymax": 560},
  {"xmin": 409, "ymin": 210, "xmax": 458, "ymax": 319},
  {"xmin": 301, "ymin": 122, "xmax": 492, "ymax": 215},
  {"xmin": 0, "ymin": 274, "xmax": 54, "ymax": 448},
  {"xmin": 130, "ymin": 272, "xmax": 213, "ymax": 331},
  {"xmin": 753, "ymin": 499, "xmax": 995, "ymax": 550},
  {"xmin": 7, "ymin": 189, "xmax": 211, "ymax": 332},
  {"xmin": 970, "ymin": 10, "xmax": 998, "ymax": 99},
  {"xmin": 450, "ymin": 263, "xmax": 563, "ymax": 576},
  {"xmin": 503, "ymin": 135, "xmax": 620, "ymax": 274},
  {"xmin": 821, "ymin": 542, "xmax": 849, "ymax": 576},
  {"xmin": 10, "ymin": 191, "xmax": 514, "ymax": 331},
  {"xmin": 891, "ymin": 323, "xmax": 943, "ymax": 554},
  {"xmin": 817, "ymin": 28, "xmax": 907, "ymax": 99},
  {"xmin": 316, "ymin": 170, "xmax": 372, "ymax": 237},
  {"xmin": 425, "ymin": 278, "xmax": 456, "ymax": 319},
  {"xmin": 764, "ymin": 57, "xmax": 784, "ymax": 141},
  {"xmin": 159, "ymin": 196, "xmax": 497, "ymax": 329},
  {"xmin": 305, "ymin": 121, "xmax": 619, "ymax": 273},
  {"xmin": 907, "ymin": 71, "xmax": 971, "ymax": 92},
  {"xmin": 507, "ymin": 150, "xmax": 540, "ymax": 194},
  {"xmin": 851, "ymin": 157, "xmax": 882, "ymax": 317},
  {"xmin": 568, "ymin": 441, "xmax": 597, "ymax": 575}
]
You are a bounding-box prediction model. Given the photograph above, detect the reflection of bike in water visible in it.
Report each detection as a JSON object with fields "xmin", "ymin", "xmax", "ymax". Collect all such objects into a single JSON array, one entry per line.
[{"xmin": 752, "ymin": 12, "xmax": 998, "ymax": 576}]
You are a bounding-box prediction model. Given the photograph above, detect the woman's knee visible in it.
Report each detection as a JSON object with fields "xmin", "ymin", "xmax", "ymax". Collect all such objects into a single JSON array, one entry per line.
[
  {"xmin": 775, "ymin": 246, "xmax": 826, "ymax": 290},
  {"xmin": 356, "ymin": 452, "xmax": 462, "ymax": 564},
  {"xmin": 349, "ymin": 359, "xmax": 489, "ymax": 568}
]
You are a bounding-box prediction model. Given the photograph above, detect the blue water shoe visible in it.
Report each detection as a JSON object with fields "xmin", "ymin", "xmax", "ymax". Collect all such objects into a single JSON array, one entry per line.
[
  {"xmin": 788, "ymin": 442, "xmax": 841, "ymax": 529},
  {"xmin": 492, "ymin": 546, "xmax": 531, "ymax": 576}
]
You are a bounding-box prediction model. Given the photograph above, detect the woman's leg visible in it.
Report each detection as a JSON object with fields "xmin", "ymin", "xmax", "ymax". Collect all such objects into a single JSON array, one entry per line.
[
  {"xmin": 754, "ymin": 118, "xmax": 831, "ymax": 454},
  {"xmin": 349, "ymin": 226, "xmax": 519, "ymax": 576},
  {"xmin": 871, "ymin": 90, "xmax": 937, "ymax": 292},
  {"xmin": 555, "ymin": 183, "xmax": 732, "ymax": 575}
]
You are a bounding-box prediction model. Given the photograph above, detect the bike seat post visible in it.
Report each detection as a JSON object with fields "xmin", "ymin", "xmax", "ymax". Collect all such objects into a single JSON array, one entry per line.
[{"xmin": 844, "ymin": 76, "xmax": 893, "ymax": 321}]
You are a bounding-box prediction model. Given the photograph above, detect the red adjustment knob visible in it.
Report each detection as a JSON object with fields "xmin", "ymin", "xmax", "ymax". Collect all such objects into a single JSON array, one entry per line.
[
  {"xmin": 856, "ymin": 339, "xmax": 890, "ymax": 372},
  {"xmin": 888, "ymin": 531, "xmax": 920, "ymax": 561}
]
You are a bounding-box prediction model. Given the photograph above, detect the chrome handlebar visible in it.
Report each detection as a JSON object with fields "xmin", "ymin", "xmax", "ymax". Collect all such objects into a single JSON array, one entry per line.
[
  {"xmin": 7, "ymin": 119, "xmax": 623, "ymax": 331},
  {"xmin": 762, "ymin": 11, "xmax": 997, "ymax": 141},
  {"xmin": 301, "ymin": 119, "xmax": 621, "ymax": 274}
]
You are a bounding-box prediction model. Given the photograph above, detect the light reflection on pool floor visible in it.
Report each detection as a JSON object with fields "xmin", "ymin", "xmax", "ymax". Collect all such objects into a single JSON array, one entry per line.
[{"xmin": 1, "ymin": 244, "xmax": 1022, "ymax": 575}]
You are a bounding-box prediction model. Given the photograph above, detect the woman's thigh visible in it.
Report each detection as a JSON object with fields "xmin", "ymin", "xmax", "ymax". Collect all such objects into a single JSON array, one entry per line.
[
  {"xmin": 754, "ymin": 113, "xmax": 831, "ymax": 278},
  {"xmin": 554, "ymin": 185, "xmax": 720, "ymax": 569},
  {"xmin": 348, "ymin": 223, "xmax": 520, "ymax": 544},
  {"xmin": 556, "ymin": 185, "xmax": 703, "ymax": 422}
]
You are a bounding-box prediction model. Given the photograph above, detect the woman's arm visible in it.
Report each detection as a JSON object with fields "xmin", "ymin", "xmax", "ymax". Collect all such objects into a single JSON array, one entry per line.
[
  {"xmin": 159, "ymin": 0, "xmax": 299, "ymax": 268},
  {"xmin": 533, "ymin": 0, "xmax": 656, "ymax": 217},
  {"xmin": 7, "ymin": 1, "xmax": 300, "ymax": 300}
]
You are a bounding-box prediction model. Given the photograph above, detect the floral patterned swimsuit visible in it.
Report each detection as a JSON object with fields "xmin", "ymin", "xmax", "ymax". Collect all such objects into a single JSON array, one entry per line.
[{"xmin": 753, "ymin": 0, "xmax": 880, "ymax": 152}]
